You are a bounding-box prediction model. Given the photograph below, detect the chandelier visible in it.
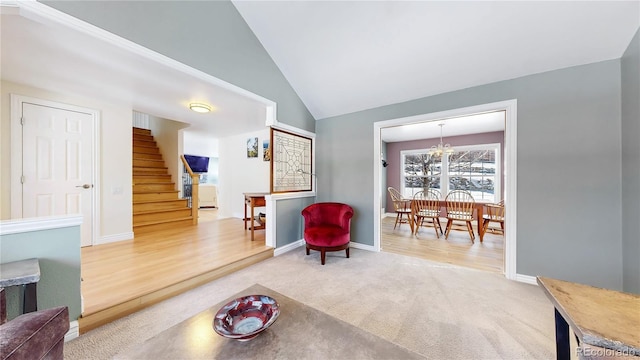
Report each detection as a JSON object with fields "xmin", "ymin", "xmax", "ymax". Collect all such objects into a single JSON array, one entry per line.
[{"xmin": 428, "ymin": 123, "xmax": 454, "ymax": 156}]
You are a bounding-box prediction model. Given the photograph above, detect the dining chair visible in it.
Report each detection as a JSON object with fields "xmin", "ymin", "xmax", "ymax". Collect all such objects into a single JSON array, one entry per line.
[
  {"xmin": 412, "ymin": 189, "xmax": 443, "ymax": 238},
  {"xmin": 483, "ymin": 200, "xmax": 505, "ymax": 235},
  {"xmin": 444, "ymin": 190, "xmax": 476, "ymax": 242},
  {"xmin": 387, "ymin": 187, "xmax": 411, "ymax": 230}
]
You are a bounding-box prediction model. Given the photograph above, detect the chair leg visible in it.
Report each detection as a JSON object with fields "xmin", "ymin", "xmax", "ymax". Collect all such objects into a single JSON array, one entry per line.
[
  {"xmin": 321, "ymin": 249, "xmax": 326, "ymax": 265},
  {"xmin": 436, "ymin": 218, "xmax": 443, "ymax": 235},
  {"xmin": 346, "ymin": 247, "xmax": 350, "ymax": 259},
  {"xmin": 467, "ymin": 221, "xmax": 475, "ymax": 243},
  {"xmin": 432, "ymin": 218, "xmax": 440, "ymax": 238},
  {"xmin": 445, "ymin": 220, "xmax": 453, "ymax": 239},
  {"xmin": 394, "ymin": 213, "xmax": 400, "ymax": 229},
  {"xmin": 306, "ymin": 246, "xmax": 310, "ymax": 255}
]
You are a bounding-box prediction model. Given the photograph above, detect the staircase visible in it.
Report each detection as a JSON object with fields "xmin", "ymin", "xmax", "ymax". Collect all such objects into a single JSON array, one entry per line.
[{"xmin": 132, "ymin": 127, "xmax": 193, "ymax": 234}]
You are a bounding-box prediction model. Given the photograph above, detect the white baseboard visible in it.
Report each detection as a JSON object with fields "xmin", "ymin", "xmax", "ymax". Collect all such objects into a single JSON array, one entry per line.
[
  {"xmin": 349, "ymin": 242, "xmax": 377, "ymax": 252},
  {"xmin": 64, "ymin": 320, "xmax": 79, "ymax": 342},
  {"xmin": 383, "ymin": 212, "xmax": 395, "ymax": 218},
  {"xmin": 515, "ymin": 273, "xmax": 538, "ymax": 285},
  {"xmin": 274, "ymin": 239, "xmax": 305, "ymax": 256},
  {"xmin": 96, "ymin": 232, "xmax": 134, "ymax": 245}
]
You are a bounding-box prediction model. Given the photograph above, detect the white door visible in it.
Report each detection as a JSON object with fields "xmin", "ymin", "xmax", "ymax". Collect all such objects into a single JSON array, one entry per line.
[{"xmin": 21, "ymin": 102, "xmax": 95, "ymax": 246}]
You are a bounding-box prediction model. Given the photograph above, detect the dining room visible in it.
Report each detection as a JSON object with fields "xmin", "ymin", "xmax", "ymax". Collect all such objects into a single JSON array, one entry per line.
[{"xmin": 379, "ymin": 111, "xmax": 507, "ymax": 274}]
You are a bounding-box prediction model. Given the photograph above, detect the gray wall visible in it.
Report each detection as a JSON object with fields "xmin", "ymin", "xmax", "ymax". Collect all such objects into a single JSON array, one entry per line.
[
  {"xmin": 275, "ymin": 197, "xmax": 315, "ymax": 248},
  {"xmin": 621, "ymin": 28, "xmax": 640, "ymax": 293},
  {"xmin": 317, "ymin": 60, "xmax": 624, "ymax": 290},
  {"xmin": 0, "ymin": 226, "xmax": 82, "ymax": 321}
]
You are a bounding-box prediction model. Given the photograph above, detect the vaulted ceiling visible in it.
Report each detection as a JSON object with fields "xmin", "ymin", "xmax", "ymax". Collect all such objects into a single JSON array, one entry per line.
[{"xmin": 2, "ymin": 1, "xmax": 639, "ymax": 141}]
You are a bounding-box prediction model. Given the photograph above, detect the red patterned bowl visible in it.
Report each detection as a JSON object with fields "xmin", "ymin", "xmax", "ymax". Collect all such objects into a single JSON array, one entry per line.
[{"xmin": 213, "ymin": 295, "xmax": 280, "ymax": 341}]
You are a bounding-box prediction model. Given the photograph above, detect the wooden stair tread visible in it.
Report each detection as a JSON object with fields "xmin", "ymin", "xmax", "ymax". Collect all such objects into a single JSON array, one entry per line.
[
  {"xmin": 133, "ymin": 208, "xmax": 190, "ymax": 216},
  {"xmin": 133, "ymin": 199, "xmax": 186, "ymax": 204},
  {"xmin": 133, "ymin": 217, "xmax": 193, "ymax": 227},
  {"xmin": 133, "ymin": 190, "xmax": 179, "ymax": 194}
]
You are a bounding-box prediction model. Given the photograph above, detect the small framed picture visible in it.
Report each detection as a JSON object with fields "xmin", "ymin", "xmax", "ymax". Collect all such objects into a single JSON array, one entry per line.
[
  {"xmin": 247, "ymin": 137, "xmax": 258, "ymax": 158},
  {"xmin": 263, "ymin": 140, "xmax": 271, "ymax": 161}
]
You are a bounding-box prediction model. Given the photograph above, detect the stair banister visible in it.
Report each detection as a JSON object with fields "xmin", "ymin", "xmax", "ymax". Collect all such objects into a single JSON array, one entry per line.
[{"xmin": 180, "ymin": 155, "xmax": 199, "ymax": 225}]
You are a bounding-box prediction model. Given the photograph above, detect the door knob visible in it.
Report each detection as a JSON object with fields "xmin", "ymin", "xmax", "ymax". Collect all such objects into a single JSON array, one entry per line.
[{"xmin": 76, "ymin": 184, "xmax": 93, "ymax": 189}]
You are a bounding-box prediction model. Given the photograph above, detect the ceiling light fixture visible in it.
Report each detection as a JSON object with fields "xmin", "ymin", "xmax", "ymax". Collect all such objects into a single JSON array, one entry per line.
[
  {"xmin": 189, "ymin": 103, "xmax": 211, "ymax": 113},
  {"xmin": 428, "ymin": 123, "xmax": 454, "ymax": 156}
]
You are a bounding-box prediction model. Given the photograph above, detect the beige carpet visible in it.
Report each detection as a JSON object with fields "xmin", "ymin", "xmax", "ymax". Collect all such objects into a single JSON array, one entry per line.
[{"xmin": 64, "ymin": 248, "xmax": 556, "ymax": 359}]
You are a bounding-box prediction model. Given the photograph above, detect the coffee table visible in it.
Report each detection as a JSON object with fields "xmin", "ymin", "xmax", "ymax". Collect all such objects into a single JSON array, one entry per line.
[{"xmin": 116, "ymin": 284, "xmax": 424, "ymax": 359}]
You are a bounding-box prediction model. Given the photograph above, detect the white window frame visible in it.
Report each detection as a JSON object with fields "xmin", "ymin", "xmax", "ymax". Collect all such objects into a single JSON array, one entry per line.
[{"xmin": 400, "ymin": 143, "xmax": 501, "ymax": 202}]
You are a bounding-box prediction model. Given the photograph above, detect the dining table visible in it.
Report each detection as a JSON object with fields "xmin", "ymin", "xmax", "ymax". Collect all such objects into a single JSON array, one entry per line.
[{"xmin": 408, "ymin": 198, "xmax": 492, "ymax": 242}]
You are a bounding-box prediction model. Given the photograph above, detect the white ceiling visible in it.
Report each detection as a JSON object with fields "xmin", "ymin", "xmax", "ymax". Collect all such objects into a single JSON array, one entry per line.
[
  {"xmin": 1, "ymin": 1, "xmax": 639, "ymax": 142},
  {"xmin": 0, "ymin": 5, "xmax": 268, "ymax": 137},
  {"xmin": 233, "ymin": 1, "xmax": 640, "ymax": 120}
]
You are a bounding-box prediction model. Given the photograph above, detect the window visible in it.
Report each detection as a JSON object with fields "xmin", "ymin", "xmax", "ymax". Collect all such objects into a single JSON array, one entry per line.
[{"xmin": 401, "ymin": 143, "xmax": 500, "ymax": 202}]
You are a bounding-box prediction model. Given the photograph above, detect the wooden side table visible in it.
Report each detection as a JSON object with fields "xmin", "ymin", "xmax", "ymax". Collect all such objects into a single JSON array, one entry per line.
[
  {"xmin": 0, "ymin": 258, "xmax": 40, "ymax": 313},
  {"xmin": 537, "ymin": 276, "xmax": 640, "ymax": 359},
  {"xmin": 243, "ymin": 193, "xmax": 268, "ymax": 241}
]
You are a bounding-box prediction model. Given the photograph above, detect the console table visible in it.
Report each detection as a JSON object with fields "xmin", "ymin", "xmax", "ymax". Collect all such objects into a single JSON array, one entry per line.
[
  {"xmin": 243, "ymin": 193, "xmax": 268, "ymax": 241},
  {"xmin": 0, "ymin": 258, "xmax": 40, "ymax": 313},
  {"xmin": 537, "ymin": 276, "xmax": 640, "ymax": 359}
]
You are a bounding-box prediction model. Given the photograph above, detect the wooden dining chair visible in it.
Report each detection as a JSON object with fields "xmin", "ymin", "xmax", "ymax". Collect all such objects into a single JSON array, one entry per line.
[
  {"xmin": 412, "ymin": 189, "xmax": 443, "ymax": 238},
  {"xmin": 387, "ymin": 187, "xmax": 411, "ymax": 230},
  {"xmin": 483, "ymin": 200, "xmax": 505, "ymax": 235},
  {"xmin": 444, "ymin": 190, "xmax": 476, "ymax": 242}
]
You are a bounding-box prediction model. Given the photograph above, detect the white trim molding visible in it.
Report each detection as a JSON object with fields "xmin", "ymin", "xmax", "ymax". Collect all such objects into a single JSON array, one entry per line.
[
  {"xmin": 373, "ymin": 99, "xmax": 518, "ymax": 280},
  {"xmin": 350, "ymin": 242, "xmax": 377, "ymax": 252},
  {"xmin": 0, "ymin": 215, "xmax": 83, "ymax": 235},
  {"xmin": 515, "ymin": 274, "xmax": 538, "ymax": 286},
  {"xmin": 64, "ymin": 321, "xmax": 79, "ymax": 342},
  {"xmin": 97, "ymin": 232, "xmax": 135, "ymax": 245},
  {"xmin": 274, "ymin": 239, "xmax": 305, "ymax": 256}
]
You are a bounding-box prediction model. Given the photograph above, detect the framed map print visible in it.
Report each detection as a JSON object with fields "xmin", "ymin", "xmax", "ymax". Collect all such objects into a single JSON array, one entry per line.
[{"xmin": 270, "ymin": 128, "xmax": 313, "ymax": 193}]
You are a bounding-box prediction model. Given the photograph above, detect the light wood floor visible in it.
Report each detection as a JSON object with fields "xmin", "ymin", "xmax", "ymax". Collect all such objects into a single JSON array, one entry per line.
[
  {"xmin": 79, "ymin": 209, "xmax": 272, "ymax": 332},
  {"xmin": 381, "ymin": 216, "xmax": 504, "ymax": 273}
]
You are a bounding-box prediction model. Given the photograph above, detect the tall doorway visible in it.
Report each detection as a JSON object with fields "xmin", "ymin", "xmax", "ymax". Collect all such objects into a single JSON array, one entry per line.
[{"xmin": 373, "ymin": 100, "xmax": 518, "ymax": 280}]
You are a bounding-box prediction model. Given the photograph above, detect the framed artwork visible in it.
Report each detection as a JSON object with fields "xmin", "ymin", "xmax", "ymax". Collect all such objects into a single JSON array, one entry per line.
[
  {"xmin": 263, "ymin": 140, "xmax": 271, "ymax": 161},
  {"xmin": 270, "ymin": 128, "xmax": 313, "ymax": 193},
  {"xmin": 247, "ymin": 137, "xmax": 258, "ymax": 158}
]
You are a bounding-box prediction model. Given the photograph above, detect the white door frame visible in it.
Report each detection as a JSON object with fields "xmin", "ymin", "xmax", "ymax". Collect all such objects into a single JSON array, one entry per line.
[
  {"xmin": 10, "ymin": 94, "xmax": 100, "ymax": 246},
  {"xmin": 373, "ymin": 99, "xmax": 518, "ymax": 280}
]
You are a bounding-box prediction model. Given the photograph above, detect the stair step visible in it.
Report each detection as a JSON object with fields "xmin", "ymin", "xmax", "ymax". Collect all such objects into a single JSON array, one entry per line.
[
  {"xmin": 133, "ymin": 175, "xmax": 172, "ymax": 183},
  {"xmin": 133, "ymin": 152, "xmax": 163, "ymax": 160},
  {"xmin": 133, "ymin": 218, "xmax": 194, "ymax": 235},
  {"xmin": 133, "ymin": 158, "xmax": 165, "ymax": 168},
  {"xmin": 133, "ymin": 146, "xmax": 161, "ymax": 155},
  {"xmin": 133, "ymin": 199, "xmax": 189, "ymax": 212},
  {"xmin": 133, "ymin": 190, "xmax": 180, "ymax": 202},
  {"xmin": 133, "ymin": 208, "xmax": 192, "ymax": 225},
  {"xmin": 134, "ymin": 139, "xmax": 157, "ymax": 148},
  {"xmin": 133, "ymin": 133, "xmax": 154, "ymax": 142},
  {"xmin": 133, "ymin": 127, "xmax": 151, "ymax": 136},
  {"xmin": 134, "ymin": 183, "xmax": 175, "ymax": 192},
  {"xmin": 133, "ymin": 167, "xmax": 168, "ymax": 175}
]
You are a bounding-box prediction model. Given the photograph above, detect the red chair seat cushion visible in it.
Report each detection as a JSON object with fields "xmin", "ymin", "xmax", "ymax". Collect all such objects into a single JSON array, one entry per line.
[{"xmin": 304, "ymin": 225, "xmax": 350, "ymax": 247}]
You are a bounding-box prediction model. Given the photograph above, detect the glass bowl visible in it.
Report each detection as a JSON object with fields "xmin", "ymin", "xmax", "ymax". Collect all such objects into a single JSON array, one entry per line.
[{"xmin": 213, "ymin": 295, "xmax": 280, "ymax": 341}]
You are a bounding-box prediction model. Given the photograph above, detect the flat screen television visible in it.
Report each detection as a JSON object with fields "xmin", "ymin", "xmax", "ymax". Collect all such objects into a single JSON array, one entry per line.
[{"xmin": 184, "ymin": 154, "xmax": 210, "ymax": 173}]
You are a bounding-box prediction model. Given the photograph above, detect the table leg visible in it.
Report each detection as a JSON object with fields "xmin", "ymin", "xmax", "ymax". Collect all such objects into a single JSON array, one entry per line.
[
  {"xmin": 477, "ymin": 205, "xmax": 485, "ymax": 242},
  {"xmin": 250, "ymin": 201, "xmax": 255, "ymax": 241},
  {"xmin": 554, "ymin": 308, "xmax": 571, "ymax": 360},
  {"xmin": 23, "ymin": 283, "xmax": 37, "ymax": 313},
  {"xmin": 244, "ymin": 199, "xmax": 248, "ymax": 230}
]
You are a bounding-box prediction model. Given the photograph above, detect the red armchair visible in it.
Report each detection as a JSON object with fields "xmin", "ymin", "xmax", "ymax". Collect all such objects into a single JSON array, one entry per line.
[{"xmin": 301, "ymin": 202, "xmax": 354, "ymax": 265}]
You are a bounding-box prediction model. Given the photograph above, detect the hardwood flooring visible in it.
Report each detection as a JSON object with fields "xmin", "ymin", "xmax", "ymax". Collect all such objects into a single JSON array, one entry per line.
[
  {"xmin": 381, "ymin": 216, "xmax": 504, "ymax": 273},
  {"xmin": 79, "ymin": 209, "xmax": 272, "ymax": 333}
]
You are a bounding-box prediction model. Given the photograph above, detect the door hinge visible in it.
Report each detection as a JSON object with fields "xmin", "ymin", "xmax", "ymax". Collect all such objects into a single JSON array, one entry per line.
[
  {"xmin": 20, "ymin": 117, "xmax": 24, "ymax": 126},
  {"xmin": 20, "ymin": 175, "xmax": 25, "ymax": 184}
]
